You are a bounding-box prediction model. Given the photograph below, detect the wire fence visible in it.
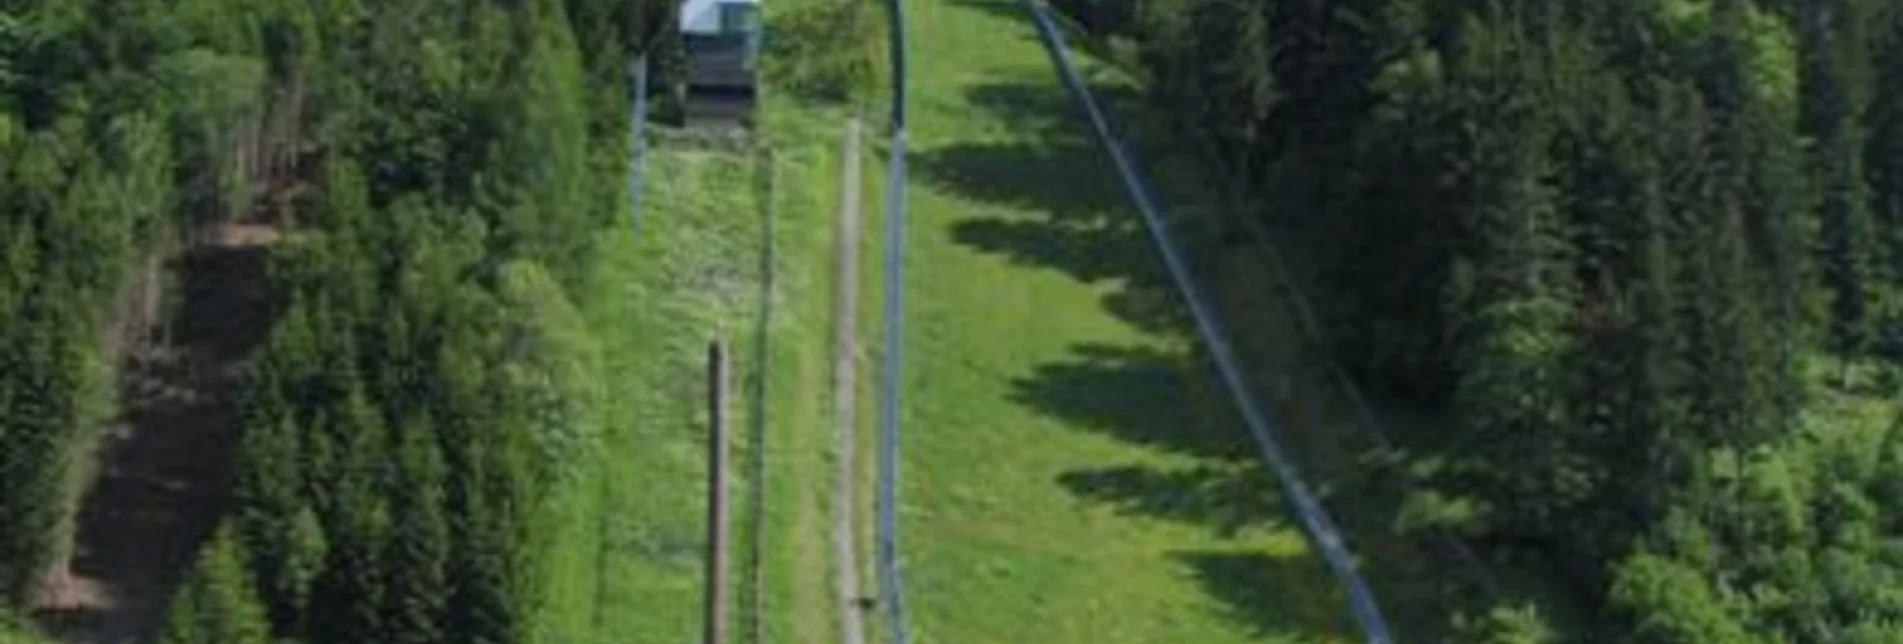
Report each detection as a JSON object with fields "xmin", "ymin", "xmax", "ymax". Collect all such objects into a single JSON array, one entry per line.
[
  {"xmin": 1231, "ymin": 215, "xmax": 1505, "ymax": 600},
  {"xmin": 1029, "ymin": 0, "xmax": 1508, "ymax": 613},
  {"xmin": 873, "ymin": 0, "xmax": 913, "ymax": 640},
  {"xmin": 1018, "ymin": 1, "xmax": 1396, "ymax": 641},
  {"xmin": 742, "ymin": 144, "xmax": 778, "ymax": 644},
  {"xmin": 1036, "ymin": 0, "xmax": 1508, "ymax": 610}
]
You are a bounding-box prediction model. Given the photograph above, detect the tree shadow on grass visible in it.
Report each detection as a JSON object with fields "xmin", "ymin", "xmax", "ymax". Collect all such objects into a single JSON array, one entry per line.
[
  {"xmin": 1175, "ymin": 551, "xmax": 1355, "ymax": 640},
  {"xmin": 1057, "ymin": 464, "xmax": 1286, "ymax": 537},
  {"xmin": 1024, "ymin": 345, "xmax": 1357, "ymax": 639},
  {"xmin": 950, "ymin": 214, "xmax": 1142, "ymax": 284},
  {"xmin": 921, "ymin": 82, "xmax": 1189, "ymax": 335},
  {"xmin": 1008, "ymin": 342, "xmax": 1247, "ymax": 460},
  {"xmin": 920, "ymin": 83, "xmax": 1146, "ymax": 222},
  {"xmin": 922, "ymin": 56, "xmax": 1359, "ymax": 641}
]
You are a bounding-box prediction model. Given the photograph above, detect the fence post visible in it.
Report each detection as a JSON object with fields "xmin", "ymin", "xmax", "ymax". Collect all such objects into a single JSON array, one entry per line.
[{"xmin": 705, "ymin": 339, "xmax": 732, "ymax": 644}]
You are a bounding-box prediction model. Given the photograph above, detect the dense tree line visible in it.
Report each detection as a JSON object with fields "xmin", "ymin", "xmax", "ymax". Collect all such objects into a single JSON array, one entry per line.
[
  {"xmin": 2, "ymin": 0, "xmax": 671, "ymax": 642},
  {"xmin": 213, "ymin": 1, "xmax": 657, "ymax": 642},
  {"xmin": 1061, "ymin": 0, "xmax": 1903, "ymax": 640},
  {"xmin": 0, "ymin": 0, "xmax": 235, "ymax": 602}
]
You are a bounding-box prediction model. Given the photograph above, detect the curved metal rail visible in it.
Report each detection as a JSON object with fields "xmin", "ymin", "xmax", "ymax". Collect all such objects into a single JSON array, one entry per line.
[
  {"xmin": 1016, "ymin": 2, "xmax": 1395, "ymax": 641},
  {"xmin": 873, "ymin": 0, "xmax": 913, "ymax": 640}
]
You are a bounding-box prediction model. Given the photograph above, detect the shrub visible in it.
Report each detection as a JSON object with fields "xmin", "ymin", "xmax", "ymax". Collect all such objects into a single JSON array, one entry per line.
[{"xmin": 764, "ymin": 0, "xmax": 883, "ymax": 105}]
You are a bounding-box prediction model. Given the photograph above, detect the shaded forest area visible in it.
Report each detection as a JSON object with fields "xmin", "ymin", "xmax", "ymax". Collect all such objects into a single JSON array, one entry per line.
[
  {"xmin": 1, "ymin": 1, "xmax": 680, "ymax": 642},
  {"xmin": 1052, "ymin": 0, "xmax": 1903, "ymax": 640}
]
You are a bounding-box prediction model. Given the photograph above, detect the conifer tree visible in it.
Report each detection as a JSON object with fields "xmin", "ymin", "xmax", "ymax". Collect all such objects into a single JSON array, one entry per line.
[
  {"xmin": 383, "ymin": 414, "xmax": 450, "ymax": 644},
  {"xmin": 1695, "ymin": 0, "xmax": 1804, "ymax": 449},
  {"xmin": 0, "ymin": 313, "xmax": 80, "ymax": 602},
  {"xmin": 485, "ymin": 3, "xmax": 592, "ymax": 284},
  {"xmin": 1177, "ymin": 0, "xmax": 1275, "ymax": 200},
  {"xmin": 233, "ymin": 401, "xmax": 310, "ymax": 627},
  {"xmin": 160, "ymin": 525, "xmax": 273, "ymax": 644},
  {"xmin": 1797, "ymin": 0, "xmax": 1880, "ymax": 379},
  {"xmin": 309, "ymin": 389, "xmax": 389, "ymax": 644},
  {"xmin": 1871, "ymin": 9, "xmax": 1903, "ymax": 313},
  {"xmin": 1443, "ymin": 8, "xmax": 1582, "ymax": 537}
]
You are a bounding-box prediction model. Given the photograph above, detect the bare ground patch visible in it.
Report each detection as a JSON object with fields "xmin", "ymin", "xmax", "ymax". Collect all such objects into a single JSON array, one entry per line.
[{"xmin": 34, "ymin": 223, "xmax": 278, "ymax": 644}]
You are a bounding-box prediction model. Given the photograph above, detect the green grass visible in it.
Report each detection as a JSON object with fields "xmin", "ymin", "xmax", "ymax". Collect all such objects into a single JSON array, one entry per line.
[
  {"xmin": 960, "ymin": 2, "xmax": 1596, "ymax": 639},
  {"xmin": 537, "ymin": 90, "xmax": 857, "ymax": 643},
  {"xmin": 1010, "ymin": 11, "xmax": 1583, "ymax": 641},
  {"xmin": 540, "ymin": 0, "xmax": 1369, "ymax": 640},
  {"xmin": 753, "ymin": 100, "xmax": 861, "ymax": 644},
  {"xmin": 0, "ymin": 611, "xmax": 48, "ymax": 644},
  {"xmin": 542, "ymin": 140, "xmax": 778, "ymax": 644},
  {"xmin": 862, "ymin": 0, "xmax": 1354, "ymax": 641}
]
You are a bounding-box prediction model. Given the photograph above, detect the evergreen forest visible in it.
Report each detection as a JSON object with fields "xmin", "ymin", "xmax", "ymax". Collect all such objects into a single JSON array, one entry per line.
[
  {"xmin": 1058, "ymin": 0, "xmax": 1903, "ymax": 640},
  {"xmin": 1, "ymin": 1, "xmax": 674, "ymax": 641},
  {"xmin": 7, "ymin": 0, "xmax": 1903, "ymax": 642}
]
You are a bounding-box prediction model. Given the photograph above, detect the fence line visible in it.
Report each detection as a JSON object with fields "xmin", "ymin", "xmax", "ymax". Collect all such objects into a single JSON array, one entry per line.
[
  {"xmin": 743, "ymin": 145, "xmax": 778, "ymax": 644},
  {"xmin": 873, "ymin": 0, "xmax": 913, "ymax": 640},
  {"xmin": 1018, "ymin": 2, "xmax": 1394, "ymax": 641}
]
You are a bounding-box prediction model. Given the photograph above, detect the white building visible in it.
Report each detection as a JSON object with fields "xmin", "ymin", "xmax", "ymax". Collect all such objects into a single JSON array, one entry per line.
[{"xmin": 679, "ymin": 0, "xmax": 760, "ymax": 36}]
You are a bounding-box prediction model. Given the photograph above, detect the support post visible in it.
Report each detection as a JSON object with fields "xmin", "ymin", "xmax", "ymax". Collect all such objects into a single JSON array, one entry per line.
[{"xmin": 705, "ymin": 340, "xmax": 731, "ymax": 644}]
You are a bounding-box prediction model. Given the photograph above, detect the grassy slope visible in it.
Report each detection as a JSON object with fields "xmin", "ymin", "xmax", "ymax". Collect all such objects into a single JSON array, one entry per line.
[
  {"xmin": 540, "ymin": 0, "xmax": 1365, "ymax": 639},
  {"xmin": 878, "ymin": 0, "xmax": 1351, "ymax": 641},
  {"xmin": 1023, "ymin": 5, "xmax": 1869, "ymax": 641},
  {"xmin": 549, "ymin": 142, "xmax": 775, "ymax": 643},
  {"xmin": 0, "ymin": 616, "xmax": 47, "ymax": 644},
  {"xmin": 1002, "ymin": 7, "xmax": 1581, "ymax": 640},
  {"xmin": 755, "ymin": 102, "xmax": 858, "ymax": 644},
  {"xmin": 541, "ymin": 95, "xmax": 853, "ymax": 643}
]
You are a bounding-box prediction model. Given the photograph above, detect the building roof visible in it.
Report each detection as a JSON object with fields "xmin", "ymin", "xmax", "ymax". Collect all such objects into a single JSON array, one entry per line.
[{"xmin": 680, "ymin": 0, "xmax": 761, "ymax": 35}]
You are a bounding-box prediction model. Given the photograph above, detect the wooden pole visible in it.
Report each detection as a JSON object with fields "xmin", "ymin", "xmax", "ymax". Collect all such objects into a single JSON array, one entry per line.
[{"xmin": 706, "ymin": 339, "xmax": 731, "ymax": 644}]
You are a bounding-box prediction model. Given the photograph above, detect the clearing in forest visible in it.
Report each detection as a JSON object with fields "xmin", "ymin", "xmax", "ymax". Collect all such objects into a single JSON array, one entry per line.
[{"xmin": 34, "ymin": 223, "xmax": 279, "ymax": 644}]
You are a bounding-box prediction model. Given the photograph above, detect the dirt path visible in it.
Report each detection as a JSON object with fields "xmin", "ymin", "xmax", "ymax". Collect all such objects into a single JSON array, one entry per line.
[
  {"xmin": 34, "ymin": 224, "xmax": 279, "ymax": 644},
  {"xmin": 831, "ymin": 118, "xmax": 868, "ymax": 644}
]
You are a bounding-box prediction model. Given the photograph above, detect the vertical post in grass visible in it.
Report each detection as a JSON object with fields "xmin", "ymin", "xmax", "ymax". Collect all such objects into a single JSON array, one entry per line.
[
  {"xmin": 628, "ymin": 53, "xmax": 651, "ymax": 238},
  {"xmin": 706, "ymin": 339, "xmax": 732, "ymax": 644}
]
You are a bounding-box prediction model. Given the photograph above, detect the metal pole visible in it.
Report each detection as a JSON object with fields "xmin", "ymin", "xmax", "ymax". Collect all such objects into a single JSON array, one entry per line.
[
  {"xmin": 706, "ymin": 340, "xmax": 732, "ymax": 644},
  {"xmin": 629, "ymin": 54, "xmax": 652, "ymax": 238}
]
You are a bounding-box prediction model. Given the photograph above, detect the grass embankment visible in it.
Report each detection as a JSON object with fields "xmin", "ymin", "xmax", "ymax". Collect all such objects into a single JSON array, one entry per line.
[
  {"xmin": 997, "ymin": 6, "xmax": 1584, "ymax": 639},
  {"xmin": 1010, "ymin": 6, "xmax": 1903, "ymax": 643},
  {"xmin": 552, "ymin": 141, "xmax": 768, "ymax": 644},
  {"xmin": 540, "ymin": 0, "xmax": 1371, "ymax": 638},
  {"xmin": 870, "ymin": 0, "xmax": 1352, "ymax": 641},
  {"xmin": 536, "ymin": 98, "xmax": 856, "ymax": 642},
  {"xmin": 754, "ymin": 103, "xmax": 868, "ymax": 644}
]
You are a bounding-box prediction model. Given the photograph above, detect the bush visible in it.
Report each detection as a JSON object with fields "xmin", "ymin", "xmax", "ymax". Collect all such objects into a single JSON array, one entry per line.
[
  {"xmin": 494, "ymin": 260, "xmax": 605, "ymax": 486},
  {"xmin": 0, "ymin": 607, "xmax": 49, "ymax": 644},
  {"xmin": 764, "ymin": 0, "xmax": 883, "ymax": 104},
  {"xmin": 1450, "ymin": 602, "xmax": 1556, "ymax": 644}
]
